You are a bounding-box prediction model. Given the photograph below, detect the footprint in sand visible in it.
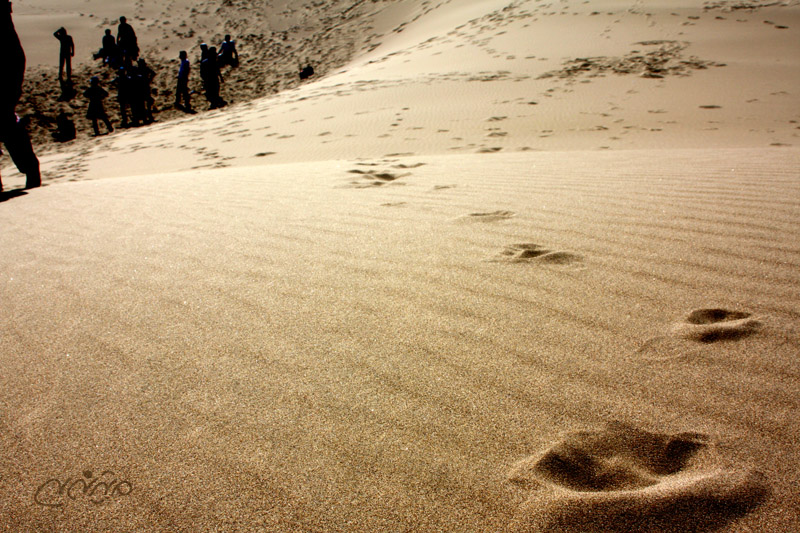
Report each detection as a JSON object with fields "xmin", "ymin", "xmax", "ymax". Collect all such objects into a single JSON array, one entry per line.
[
  {"xmin": 637, "ymin": 308, "xmax": 764, "ymax": 362},
  {"xmin": 456, "ymin": 210, "xmax": 515, "ymax": 223},
  {"xmin": 492, "ymin": 243, "xmax": 584, "ymax": 268},
  {"xmin": 675, "ymin": 308, "xmax": 762, "ymax": 344},
  {"xmin": 342, "ymin": 169, "xmax": 409, "ymax": 189},
  {"xmin": 392, "ymin": 162, "xmax": 426, "ymax": 169},
  {"xmin": 507, "ymin": 422, "xmax": 768, "ymax": 532}
]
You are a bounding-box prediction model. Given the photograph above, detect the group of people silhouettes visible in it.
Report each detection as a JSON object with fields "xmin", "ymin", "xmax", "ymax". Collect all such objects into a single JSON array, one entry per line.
[
  {"xmin": 172, "ymin": 36, "xmax": 239, "ymax": 112},
  {"xmin": 1, "ymin": 2, "xmax": 242, "ymax": 193},
  {"xmin": 67, "ymin": 19, "xmax": 240, "ymax": 136},
  {"xmin": 92, "ymin": 16, "xmax": 139, "ymax": 71}
]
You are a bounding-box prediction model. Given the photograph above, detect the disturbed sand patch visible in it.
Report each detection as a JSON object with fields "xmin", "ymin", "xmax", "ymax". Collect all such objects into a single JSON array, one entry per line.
[{"xmin": 538, "ymin": 41, "xmax": 726, "ymax": 80}]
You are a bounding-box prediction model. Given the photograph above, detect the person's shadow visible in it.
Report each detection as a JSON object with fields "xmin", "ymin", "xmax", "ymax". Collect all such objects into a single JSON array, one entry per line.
[
  {"xmin": 0, "ymin": 189, "xmax": 28, "ymax": 202},
  {"xmin": 58, "ymin": 79, "xmax": 77, "ymax": 101}
]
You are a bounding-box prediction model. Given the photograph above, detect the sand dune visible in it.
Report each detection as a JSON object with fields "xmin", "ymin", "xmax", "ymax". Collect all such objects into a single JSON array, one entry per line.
[{"xmin": 1, "ymin": 0, "xmax": 799, "ymax": 531}]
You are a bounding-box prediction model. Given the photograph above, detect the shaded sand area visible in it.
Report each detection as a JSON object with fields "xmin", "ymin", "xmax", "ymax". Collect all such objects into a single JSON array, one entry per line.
[{"xmin": 2, "ymin": 1, "xmax": 800, "ymax": 531}]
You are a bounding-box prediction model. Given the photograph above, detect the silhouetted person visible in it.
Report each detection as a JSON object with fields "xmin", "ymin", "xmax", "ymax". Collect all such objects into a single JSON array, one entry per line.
[
  {"xmin": 218, "ymin": 35, "xmax": 238, "ymax": 67},
  {"xmin": 175, "ymin": 50, "xmax": 192, "ymax": 111},
  {"xmin": 94, "ymin": 28, "xmax": 120, "ymax": 68},
  {"xmin": 84, "ymin": 77, "xmax": 113, "ymax": 136},
  {"xmin": 1, "ymin": 0, "xmax": 40, "ymax": 191},
  {"xmin": 200, "ymin": 47, "xmax": 225, "ymax": 109},
  {"xmin": 200, "ymin": 42, "xmax": 210, "ymax": 61},
  {"xmin": 113, "ymin": 66, "xmax": 136, "ymax": 127},
  {"xmin": 134, "ymin": 58, "xmax": 155, "ymax": 123},
  {"xmin": 54, "ymin": 27, "xmax": 74, "ymax": 81},
  {"xmin": 52, "ymin": 111, "xmax": 76, "ymax": 142},
  {"xmin": 117, "ymin": 16, "xmax": 138, "ymax": 65}
]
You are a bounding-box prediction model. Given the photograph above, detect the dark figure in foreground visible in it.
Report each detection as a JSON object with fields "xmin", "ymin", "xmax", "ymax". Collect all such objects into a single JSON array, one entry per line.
[
  {"xmin": 174, "ymin": 50, "xmax": 192, "ymax": 111},
  {"xmin": 200, "ymin": 47, "xmax": 226, "ymax": 109},
  {"xmin": 1, "ymin": 0, "xmax": 41, "ymax": 192},
  {"xmin": 117, "ymin": 16, "xmax": 138, "ymax": 65},
  {"xmin": 218, "ymin": 35, "xmax": 238, "ymax": 67},
  {"xmin": 84, "ymin": 77, "xmax": 113, "ymax": 136},
  {"xmin": 54, "ymin": 27, "xmax": 74, "ymax": 81}
]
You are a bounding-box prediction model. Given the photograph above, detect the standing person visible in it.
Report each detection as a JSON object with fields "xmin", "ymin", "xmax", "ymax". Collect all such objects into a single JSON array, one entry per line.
[
  {"xmin": 116, "ymin": 16, "xmax": 138, "ymax": 66},
  {"xmin": 174, "ymin": 50, "xmax": 192, "ymax": 111},
  {"xmin": 200, "ymin": 47, "xmax": 225, "ymax": 109},
  {"xmin": 1, "ymin": 0, "xmax": 40, "ymax": 191},
  {"xmin": 134, "ymin": 58, "xmax": 155, "ymax": 123},
  {"xmin": 218, "ymin": 35, "xmax": 238, "ymax": 67},
  {"xmin": 113, "ymin": 66, "xmax": 135, "ymax": 128},
  {"xmin": 84, "ymin": 77, "xmax": 113, "ymax": 136},
  {"xmin": 53, "ymin": 27, "xmax": 75, "ymax": 81}
]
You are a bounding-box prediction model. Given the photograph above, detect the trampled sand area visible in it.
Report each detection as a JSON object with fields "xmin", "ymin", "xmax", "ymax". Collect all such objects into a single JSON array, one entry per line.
[{"xmin": 1, "ymin": 1, "xmax": 799, "ymax": 531}]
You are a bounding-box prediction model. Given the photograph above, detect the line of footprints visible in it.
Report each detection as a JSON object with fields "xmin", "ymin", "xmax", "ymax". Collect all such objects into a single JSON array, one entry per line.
[
  {"xmin": 342, "ymin": 161, "xmax": 585, "ymax": 268},
  {"xmin": 341, "ymin": 162, "xmax": 773, "ymax": 530}
]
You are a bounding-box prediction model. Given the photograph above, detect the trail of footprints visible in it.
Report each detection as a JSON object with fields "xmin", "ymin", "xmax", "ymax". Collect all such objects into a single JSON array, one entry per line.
[
  {"xmin": 343, "ymin": 160, "xmax": 584, "ymax": 269},
  {"xmin": 342, "ymin": 158, "xmax": 771, "ymax": 530}
]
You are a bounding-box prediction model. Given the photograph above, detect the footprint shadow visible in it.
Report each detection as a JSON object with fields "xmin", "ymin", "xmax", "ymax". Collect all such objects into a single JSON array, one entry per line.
[
  {"xmin": 678, "ymin": 309, "xmax": 762, "ymax": 344},
  {"xmin": 508, "ymin": 422, "xmax": 768, "ymax": 532},
  {"xmin": 456, "ymin": 210, "xmax": 515, "ymax": 223}
]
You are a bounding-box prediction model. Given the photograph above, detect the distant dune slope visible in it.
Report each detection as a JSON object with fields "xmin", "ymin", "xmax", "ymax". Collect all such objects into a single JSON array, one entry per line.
[{"xmin": 3, "ymin": 0, "xmax": 797, "ymax": 186}]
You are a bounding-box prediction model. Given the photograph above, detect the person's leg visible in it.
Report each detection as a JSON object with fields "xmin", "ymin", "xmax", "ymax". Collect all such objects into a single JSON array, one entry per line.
[
  {"xmin": 91, "ymin": 117, "xmax": 99, "ymax": 136},
  {"xmin": 4, "ymin": 130, "xmax": 40, "ymax": 188},
  {"xmin": 1, "ymin": 114, "xmax": 40, "ymax": 188},
  {"xmin": 119, "ymin": 101, "xmax": 129, "ymax": 127}
]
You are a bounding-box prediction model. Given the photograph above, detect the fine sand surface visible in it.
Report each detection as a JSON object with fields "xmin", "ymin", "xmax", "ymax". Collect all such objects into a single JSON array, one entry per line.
[{"xmin": 2, "ymin": 1, "xmax": 800, "ymax": 532}]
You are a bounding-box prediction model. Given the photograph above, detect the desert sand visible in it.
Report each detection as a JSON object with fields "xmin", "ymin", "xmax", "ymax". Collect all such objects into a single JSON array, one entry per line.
[{"xmin": 1, "ymin": 1, "xmax": 799, "ymax": 531}]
